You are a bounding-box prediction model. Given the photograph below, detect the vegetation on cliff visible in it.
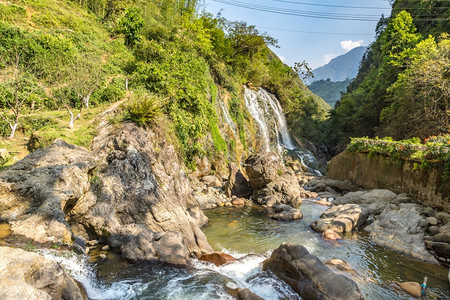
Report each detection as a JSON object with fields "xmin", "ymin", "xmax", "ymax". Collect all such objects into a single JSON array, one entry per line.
[
  {"xmin": 0, "ymin": 0, "xmax": 328, "ymax": 169},
  {"xmin": 326, "ymin": 0, "xmax": 449, "ymax": 151}
]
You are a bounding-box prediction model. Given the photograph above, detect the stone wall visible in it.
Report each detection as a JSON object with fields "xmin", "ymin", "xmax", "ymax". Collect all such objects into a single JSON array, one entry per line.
[{"xmin": 328, "ymin": 151, "xmax": 449, "ymax": 212}]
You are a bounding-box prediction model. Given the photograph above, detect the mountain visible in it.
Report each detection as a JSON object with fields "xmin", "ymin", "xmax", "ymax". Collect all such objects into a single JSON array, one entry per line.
[
  {"xmin": 304, "ymin": 46, "xmax": 367, "ymax": 84},
  {"xmin": 308, "ymin": 78, "xmax": 352, "ymax": 108}
]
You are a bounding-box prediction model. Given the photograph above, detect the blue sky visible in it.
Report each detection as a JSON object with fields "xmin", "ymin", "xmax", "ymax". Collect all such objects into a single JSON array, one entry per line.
[{"xmin": 201, "ymin": 0, "xmax": 393, "ymax": 69}]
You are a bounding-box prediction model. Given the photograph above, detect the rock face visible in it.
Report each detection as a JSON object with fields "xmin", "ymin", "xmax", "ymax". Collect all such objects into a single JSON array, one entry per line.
[
  {"xmin": 0, "ymin": 140, "xmax": 96, "ymax": 244},
  {"xmin": 328, "ymin": 151, "xmax": 449, "ymax": 212},
  {"xmin": 0, "ymin": 121, "xmax": 213, "ymax": 264},
  {"xmin": 311, "ymin": 204, "xmax": 368, "ymax": 233},
  {"xmin": 225, "ymin": 162, "xmax": 251, "ymax": 198},
  {"xmin": 263, "ymin": 243, "xmax": 364, "ymax": 300},
  {"xmin": 245, "ymin": 152, "xmax": 302, "ymax": 209},
  {"xmin": 0, "ymin": 247, "xmax": 86, "ymax": 300},
  {"xmin": 365, "ymin": 203, "xmax": 437, "ymax": 263}
]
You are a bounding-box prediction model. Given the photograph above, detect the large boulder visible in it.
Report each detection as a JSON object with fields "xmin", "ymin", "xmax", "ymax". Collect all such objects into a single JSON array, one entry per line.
[
  {"xmin": 224, "ymin": 162, "xmax": 251, "ymax": 198},
  {"xmin": 266, "ymin": 203, "xmax": 303, "ymax": 221},
  {"xmin": 311, "ymin": 204, "xmax": 368, "ymax": 233},
  {"xmin": 70, "ymin": 122, "xmax": 214, "ymax": 258},
  {"xmin": 263, "ymin": 243, "xmax": 364, "ymax": 300},
  {"xmin": 333, "ymin": 189, "xmax": 405, "ymax": 215},
  {"xmin": 365, "ymin": 203, "xmax": 437, "ymax": 263},
  {"xmin": 245, "ymin": 152, "xmax": 302, "ymax": 209},
  {"xmin": 0, "ymin": 140, "xmax": 96, "ymax": 244},
  {"xmin": 0, "ymin": 246, "xmax": 86, "ymax": 300},
  {"xmin": 245, "ymin": 152, "xmax": 284, "ymax": 190},
  {"xmin": 0, "ymin": 120, "xmax": 214, "ymax": 264}
]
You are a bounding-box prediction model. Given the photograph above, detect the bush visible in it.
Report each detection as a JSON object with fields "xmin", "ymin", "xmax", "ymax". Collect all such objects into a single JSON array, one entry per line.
[{"xmin": 123, "ymin": 93, "xmax": 162, "ymax": 126}]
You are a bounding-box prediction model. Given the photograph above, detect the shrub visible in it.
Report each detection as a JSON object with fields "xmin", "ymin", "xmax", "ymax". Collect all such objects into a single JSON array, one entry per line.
[{"xmin": 123, "ymin": 93, "xmax": 162, "ymax": 126}]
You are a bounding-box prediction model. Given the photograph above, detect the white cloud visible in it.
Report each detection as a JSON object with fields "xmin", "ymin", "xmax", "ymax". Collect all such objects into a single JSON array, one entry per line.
[
  {"xmin": 323, "ymin": 54, "xmax": 337, "ymax": 64},
  {"xmin": 277, "ymin": 54, "xmax": 287, "ymax": 63},
  {"xmin": 340, "ymin": 40, "xmax": 363, "ymax": 52}
]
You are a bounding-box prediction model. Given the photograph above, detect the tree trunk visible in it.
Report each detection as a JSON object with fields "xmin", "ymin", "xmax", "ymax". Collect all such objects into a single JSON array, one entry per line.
[{"xmin": 8, "ymin": 122, "xmax": 18, "ymax": 139}]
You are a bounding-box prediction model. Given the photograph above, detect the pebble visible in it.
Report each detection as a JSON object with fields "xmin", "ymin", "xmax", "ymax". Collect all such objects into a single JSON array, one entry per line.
[
  {"xmin": 87, "ymin": 240, "xmax": 99, "ymax": 246},
  {"xmin": 99, "ymin": 253, "xmax": 107, "ymax": 260},
  {"xmin": 428, "ymin": 226, "xmax": 440, "ymax": 236},
  {"xmin": 428, "ymin": 217, "xmax": 439, "ymax": 226},
  {"xmin": 102, "ymin": 245, "xmax": 111, "ymax": 251}
]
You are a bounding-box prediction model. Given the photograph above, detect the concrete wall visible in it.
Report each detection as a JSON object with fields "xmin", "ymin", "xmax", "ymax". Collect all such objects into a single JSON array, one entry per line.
[{"xmin": 328, "ymin": 151, "xmax": 449, "ymax": 212}]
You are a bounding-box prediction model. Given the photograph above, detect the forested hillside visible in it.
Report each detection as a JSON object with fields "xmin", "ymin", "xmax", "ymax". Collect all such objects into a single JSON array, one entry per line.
[
  {"xmin": 326, "ymin": 0, "xmax": 449, "ymax": 151},
  {"xmin": 308, "ymin": 78, "xmax": 352, "ymax": 108},
  {"xmin": 0, "ymin": 0, "xmax": 328, "ymax": 169}
]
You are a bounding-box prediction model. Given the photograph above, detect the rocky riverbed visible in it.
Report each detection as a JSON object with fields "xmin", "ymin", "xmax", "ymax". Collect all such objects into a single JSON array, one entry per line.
[{"xmin": 0, "ymin": 129, "xmax": 449, "ymax": 299}]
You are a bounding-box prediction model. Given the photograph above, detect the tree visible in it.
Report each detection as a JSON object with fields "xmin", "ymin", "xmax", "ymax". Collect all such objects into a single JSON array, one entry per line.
[
  {"xmin": 293, "ymin": 60, "xmax": 314, "ymax": 80},
  {"xmin": 0, "ymin": 51, "xmax": 42, "ymax": 139},
  {"xmin": 118, "ymin": 7, "xmax": 144, "ymax": 47}
]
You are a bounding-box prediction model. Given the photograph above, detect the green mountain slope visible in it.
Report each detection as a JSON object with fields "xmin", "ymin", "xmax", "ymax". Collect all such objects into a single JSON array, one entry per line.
[
  {"xmin": 326, "ymin": 0, "xmax": 449, "ymax": 150},
  {"xmin": 308, "ymin": 78, "xmax": 352, "ymax": 108},
  {"xmin": 0, "ymin": 0, "xmax": 328, "ymax": 169}
]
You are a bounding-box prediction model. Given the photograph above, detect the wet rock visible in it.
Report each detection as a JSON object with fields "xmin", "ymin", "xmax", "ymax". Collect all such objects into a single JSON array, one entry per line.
[
  {"xmin": 365, "ymin": 203, "xmax": 437, "ymax": 263},
  {"xmin": 325, "ymin": 259, "xmax": 355, "ymax": 274},
  {"xmin": 316, "ymin": 199, "xmax": 332, "ymax": 206},
  {"xmin": 199, "ymin": 252, "xmax": 237, "ymax": 266},
  {"xmin": 0, "ymin": 246, "xmax": 86, "ymax": 299},
  {"xmin": 311, "ymin": 204, "xmax": 368, "ymax": 233},
  {"xmin": 306, "ymin": 178, "xmax": 356, "ymax": 193},
  {"xmin": 225, "ymin": 163, "xmax": 251, "ymax": 198},
  {"xmin": 322, "ymin": 229, "xmax": 341, "ymax": 240},
  {"xmin": 107, "ymin": 224, "xmax": 189, "ymax": 266},
  {"xmin": 263, "ymin": 243, "xmax": 364, "ymax": 300},
  {"xmin": 255, "ymin": 172, "xmax": 302, "ymax": 208},
  {"xmin": 435, "ymin": 212, "xmax": 450, "ymax": 224},
  {"xmin": 237, "ymin": 288, "xmax": 264, "ymax": 300},
  {"xmin": 267, "ymin": 204, "xmax": 303, "ymax": 221},
  {"xmin": 101, "ymin": 245, "xmax": 110, "ymax": 251},
  {"xmin": 392, "ymin": 281, "xmax": 421, "ymax": 299}
]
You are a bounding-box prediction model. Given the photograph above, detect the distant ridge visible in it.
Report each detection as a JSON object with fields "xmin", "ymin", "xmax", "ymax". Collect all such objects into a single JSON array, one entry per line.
[{"xmin": 305, "ymin": 46, "xmax": 367, "ymax": 84}]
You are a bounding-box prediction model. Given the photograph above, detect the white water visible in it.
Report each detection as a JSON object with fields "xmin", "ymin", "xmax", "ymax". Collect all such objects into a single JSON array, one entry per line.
[
  {"xmin": 244, "ymin": 87, "xmax": 295, "ymax": 153},
  {"xmin": 37, "ymin": 249, "xmax": 298, "ymax": 300},
  {"xmin": 218, "ymin": 99, "xmax": 237, "ymax": 134}
]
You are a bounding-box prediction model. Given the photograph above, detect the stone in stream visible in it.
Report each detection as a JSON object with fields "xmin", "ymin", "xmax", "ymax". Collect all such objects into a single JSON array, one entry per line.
[
  {"xmin": 267, "ymin": 203, "xmax": 303, "ymax": 221},
  {"xmin": 232, "ymin": 198, "xmax": 246, "ymax": 206},
  {"xmin": 311, "ymin": 204, "xmax": 368, "ymax": 233},
  {"xmin": 365, "ymin": 203, "xmax": 438, "ymax": 263},
  {"xmin": 322, "ymin": 229, "xmax": 342, "ymax": 241},
  {"xmin": 392, "ymin": 281, "xmax": 421, "ymax": 299},
  {"xmin": 325, "ymin": 259, "xmax": 356, "ymax": 274},
  {"xmin": 199, "ymin": 252, "xmax": 237, "ymax": 266},
  {"xmin": 263, "ymin": 243, "xmax": 364, "ymax": 300},
  {"xmin": 0, "ymin": 246, "xmax": 86, "ymax": 300},
  {"xmin": 237, "ymin": 288, "xmax": 264, "ymax": 300}
]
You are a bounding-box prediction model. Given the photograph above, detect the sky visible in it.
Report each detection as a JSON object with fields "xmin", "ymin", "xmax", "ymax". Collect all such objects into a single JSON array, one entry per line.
[{"xmin": 201, "ymin": 0, "xmax": 393, "ymax": 69}]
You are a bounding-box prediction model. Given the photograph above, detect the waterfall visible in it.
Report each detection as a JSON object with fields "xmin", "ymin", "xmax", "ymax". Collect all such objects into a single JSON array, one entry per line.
[
  {"xmin": 244, "ymin": 87, "xmax": 294, "ymax": 152},
  {"xmin": 218, "ymin": 99, "xmax": 237, "ymax": 134},
  {"xmin": 243, "ymin": 86, "xmax": 322, "ymax": 174}
]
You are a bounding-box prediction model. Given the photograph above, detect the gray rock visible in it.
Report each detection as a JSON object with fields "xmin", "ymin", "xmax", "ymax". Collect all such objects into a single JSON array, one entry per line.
[
  {"xmin": 0, "ymin": 246, "xmax": 86, "ymax": 300},
  {"xmin": 267, "ymin": 203, "xmax": 303, "ymax": 221},
  {"xmin": 224, "ymin": 163, "xmax": 251, "ymax": 198},
  {"xmin": 435, "ymin": 212, "xmax": 450, "ymax": 224},
  {"xmin": 428, "ymin": 226, "xmax": 440, "ymax": 236},
  {"xmin": 311, "ymin": 204, "xmax": 368, "ymax": 233},
  {"xmin": 334, "ymin": 189, "xmax": 398, "ymax": 215},
  {"xmin": 263, "ymin": 243, "xmax": 364, "ymax": 300},
  {"xmin": 364, "ymin": 203, "xmax": 437, "ymax": 263},
  {"xmin": 245, "ymin": 152, "xmax": 285, "ymax": 190}
]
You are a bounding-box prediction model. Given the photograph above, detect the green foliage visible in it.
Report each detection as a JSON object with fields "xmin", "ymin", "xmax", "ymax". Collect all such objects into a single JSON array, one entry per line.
[
  {"xmin": 123, "ymin": 93, "xmax": 162, "ymax": 127},
  {"xmin": 118, "ymin": 7, "xmax": 144, "ymax": 46}
]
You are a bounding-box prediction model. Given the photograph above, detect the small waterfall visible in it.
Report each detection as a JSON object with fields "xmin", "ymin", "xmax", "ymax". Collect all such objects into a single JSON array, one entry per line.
[
  {"xmin": 243, "ymin": 86, "xmax": 294, "ymax": 152},
  {"xmin": 218, "ymin": 99, "xmax": 237, "ymax": 134},
  {"xmin": 243, "ymin": 86, "xmax": 322, "ymax": 174}
]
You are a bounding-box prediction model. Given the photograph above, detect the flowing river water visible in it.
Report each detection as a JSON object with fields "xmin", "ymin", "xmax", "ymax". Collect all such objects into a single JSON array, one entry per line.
[{"xmin": 14, "ymin": 202, "xmax": 448, "ymax": 300}]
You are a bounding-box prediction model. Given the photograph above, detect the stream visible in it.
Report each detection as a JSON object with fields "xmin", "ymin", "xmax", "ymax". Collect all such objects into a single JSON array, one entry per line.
[{"xmin": 34, "ymin": 202, "xmax": 449, "ymax": 299}]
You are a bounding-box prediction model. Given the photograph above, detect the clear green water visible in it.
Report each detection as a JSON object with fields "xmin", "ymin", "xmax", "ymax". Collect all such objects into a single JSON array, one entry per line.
[{"xmin": 202, "ymin": 202, "xmax": 450, "ymax": 299}]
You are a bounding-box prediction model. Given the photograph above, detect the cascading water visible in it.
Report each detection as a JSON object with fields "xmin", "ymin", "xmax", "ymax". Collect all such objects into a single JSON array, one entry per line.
[
  {"xmin": 243, "ymin": 86, "xmax": 322, "ymax": 174},
  {"xmin": 218, "ymin": 99, "xmax": 237, "ymax": 134}
]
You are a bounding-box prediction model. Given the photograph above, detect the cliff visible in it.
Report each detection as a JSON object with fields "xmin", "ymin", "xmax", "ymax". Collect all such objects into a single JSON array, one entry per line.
[{"xmin": 328, "ymin": 151, "xmax": 449, "ymax": 212}]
